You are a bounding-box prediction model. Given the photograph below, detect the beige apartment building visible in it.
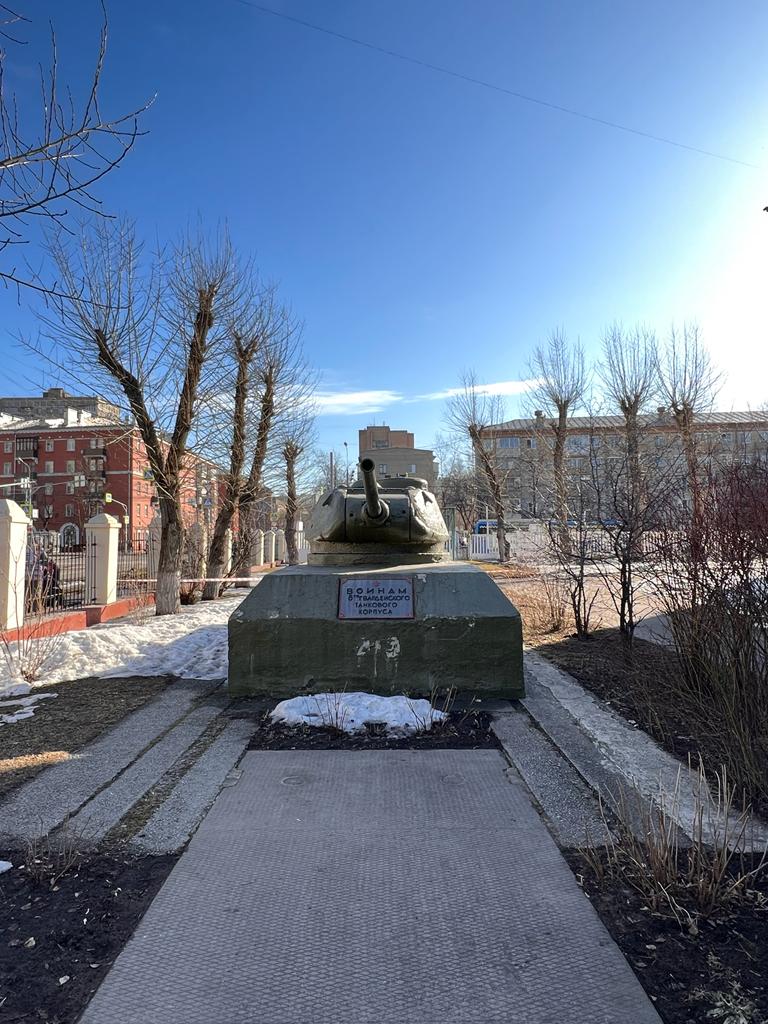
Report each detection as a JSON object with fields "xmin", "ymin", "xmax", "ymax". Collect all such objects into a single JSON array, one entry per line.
[
  {"xmin": 358, "ymin": 424, "xmax": 438, "ymax": 490},
  {"xmin": 480, "ymin": 408, "xmax": 768, "ymax": 517}
]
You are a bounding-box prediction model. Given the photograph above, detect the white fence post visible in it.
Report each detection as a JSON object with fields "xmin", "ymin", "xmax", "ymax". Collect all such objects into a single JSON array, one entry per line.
[
  {"xmin": 85, "ymin": 512, "xmax": 121, "ymax": 605},
  {"xmin": 224, "ymin": 528, "xmax": 233, "ymax": 576},
  {"xmin": 253, "ymin": 529, "xmax": 264, "ymax": 568},
  {"xmin": 147, "ymin": 514, "xmax": 161, "ymax": 582},
  {"xmin": 0, "ymin": 499, "xmax": 30, "ymax": 632},
  {"xmin": 274, "ymin": 528, "xmax": 285, "ymax": 563},
  {"xmin": 264, "ymin": 530, "xmax": 276, "ymax": 565}
]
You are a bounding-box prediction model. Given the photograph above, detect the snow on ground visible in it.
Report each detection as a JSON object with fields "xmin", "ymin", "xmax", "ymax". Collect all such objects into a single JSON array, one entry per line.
[
  {"xmin": 0, "ymin": 692, "xmax": 57, "ymax": 726},
  {"xmin": 0, "ymin": 593, "xmax": 247, "ymax": 695},
  {"xmin": 271, "ymin": 692, "xmax": 447, "ymax": 734}
]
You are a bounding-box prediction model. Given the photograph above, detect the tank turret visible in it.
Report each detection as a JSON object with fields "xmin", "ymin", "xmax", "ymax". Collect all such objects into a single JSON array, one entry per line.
[{"xmin": 306, "ymin": 458, "xmax": 449, "ymax": 566}]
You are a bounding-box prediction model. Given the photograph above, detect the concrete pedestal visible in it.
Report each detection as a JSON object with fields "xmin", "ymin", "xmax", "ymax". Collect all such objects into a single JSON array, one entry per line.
[{"xmin": 227, "ymin": 562, "xmax": 523, "ymax": 699}]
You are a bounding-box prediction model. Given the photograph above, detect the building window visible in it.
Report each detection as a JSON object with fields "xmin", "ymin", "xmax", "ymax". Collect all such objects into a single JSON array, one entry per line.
[
  {"xmin": 66, "ymin": 460, "xmax": 75, "ymax": 474},
  {"xmin": 3, "ymin": 441, "xmax": 12, "ymax": 453},
  {"xmin": 66, "ymin": 482, "xmax": 74, "ymax": 495},
  {"xmin": 45, "ymin": 460, "xmax": 54, "ymax": 474},
  {"xmin": 526, "ymin": 437, "xmax": 536, "ymax": 449},
  {"xmin": 567, "ymin": 434, "xmax": 589, "ymax": 451},
  {"xmin": 720, "ymin": 432, "xmax": 733, "ymax": 443},
  {"xmin": 409, "ymin": 464, "xmax": 416, "ymax": 473},
  {"xmin": 499, "ymin": 437, "xmax": 520, "ymax": 449},
  {"xmin": 65, "ymin": 504, "xmax": 73, "ymax": 517},
  {"xmin": 378, "ymin": 464, "xmax": 388, "ymax": 474},
  {"xmin": 738, "ymin": 431, "xmax": 752, "ymax": 444},
  {"xmin": 45, "ymin": 484, "xmax": 53, "ymax": 496},
  {"xmin": 89, "ymin": 458, "xmax": 98, "ymax": 471},
  {"xmin": 45, "ymin": 439, "xmax": 54, "ymax": 452},
  {"xmin": 372, "ymin": 440, "xmax": 388, "ymax": 449},
  {"xmin": 2, "ymin": 462, "xmax": 11, "ymax": 476},
  {"xmin": 66, "ymin": 438, "xmax": 76, "ymax": 451},
  {"xmin": 482, "ymin": 439, "xmax": 494, "ymax": 451}
]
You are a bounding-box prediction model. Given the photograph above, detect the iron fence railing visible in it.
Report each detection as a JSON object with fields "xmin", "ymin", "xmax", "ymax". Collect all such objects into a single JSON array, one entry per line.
[
  {"xmin": 25, "ymin": 531, "xmax": 95, "ymax": 617},
  {"xmin": 117, "ymin": 532, "xmax": 156, "ymax": 598}
]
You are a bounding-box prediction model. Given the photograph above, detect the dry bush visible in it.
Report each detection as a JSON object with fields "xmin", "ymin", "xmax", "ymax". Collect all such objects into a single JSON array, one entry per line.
[
  {"xmin": 23, "ymin": 817, "xmax": 84, "ymax": 888},
  {"xmin": 510, "ymin": 575, "xmax": 573, "ymax": 639},
  {"xmin": 655, "ymin": 463, "xmax": 768, "ymax": 809},
  {"xmin": 1, "ymin": 584, "xmax": 66, "ymax": 685},
  {"xmin": 584, "ymin": 763, "xmax": 767, "ymax": 930}
]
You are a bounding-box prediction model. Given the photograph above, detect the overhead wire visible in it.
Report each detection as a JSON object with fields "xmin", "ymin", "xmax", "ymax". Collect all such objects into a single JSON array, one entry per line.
[{"xmin": 234, "ymin": 0, "xmax": 759, "ymax": 170}]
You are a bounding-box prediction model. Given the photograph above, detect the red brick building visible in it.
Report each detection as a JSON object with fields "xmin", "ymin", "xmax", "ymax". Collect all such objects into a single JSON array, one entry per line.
[{"xmin": 0, "ymin": 395, "xmax": 225, "ymax": 546}]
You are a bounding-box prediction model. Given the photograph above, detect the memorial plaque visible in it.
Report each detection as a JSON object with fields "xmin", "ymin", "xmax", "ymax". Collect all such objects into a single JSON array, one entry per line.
[{"xmin": 338, "ymin": 577, "xmax": 414, "ymax": 619}]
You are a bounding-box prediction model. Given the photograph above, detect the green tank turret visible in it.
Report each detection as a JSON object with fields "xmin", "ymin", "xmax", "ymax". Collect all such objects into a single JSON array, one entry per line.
[{"xmin": 307, "ymin": 458, "xmax": 449, "ymax": 566}]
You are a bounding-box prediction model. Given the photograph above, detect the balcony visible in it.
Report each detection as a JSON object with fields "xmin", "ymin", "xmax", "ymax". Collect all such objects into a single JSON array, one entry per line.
[{"xmin": 81, "ymin": 447, "xmax": 107, "ymax": 458}]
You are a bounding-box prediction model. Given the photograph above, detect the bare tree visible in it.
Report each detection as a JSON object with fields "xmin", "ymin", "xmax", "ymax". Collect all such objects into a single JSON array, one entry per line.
[
  {"xmin": 600, "ymin": 323, "xmax": 658, "ymax": 555},
  {"xmin": 232, "ymin": 311, "xmax": 310, "ymax": 577},
  {"xmin": 201, "ymin": 281, "xmax": 281, "ymax": 600},
  {"xmin": 657, "ymin": 323, "xmax": 722, "ymax": 527},
  {"xmin": 445, "ymin": 371, "xmax": 509, "ymax": 562},
  {"xmin": 281, "ymin": 411, "xmax": 316, "ymax": 565},
  {"xmin": 0, "ymin": 6, "xmax": 149, "ymax": 292},
  {"xmin": 529, "ymin": 329, "xmax": 588, "ymax": 552},
  {"xmin": 36, "ymin": 220, "xmax": 241, "ymax": 614}
]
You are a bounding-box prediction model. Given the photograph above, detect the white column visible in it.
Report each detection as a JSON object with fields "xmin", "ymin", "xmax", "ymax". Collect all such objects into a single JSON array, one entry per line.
[
  {"xmin": 0, "ymin": 499, "xmax": 30, "ymax": 631},
  {"xmin": 85, "ymin": 513, "xmax": 121, "ymax": 606},
  {"xmin": 274, "ymin": 528, "xmax": 285, "ymax": 563},
  {"xmin": 264, "ymin": 530, "xmax": 276, "ymax": 565},
  {"xmin": 253, "ymin": 529, "xmax": 265, "ymax": 567},
  {"xmin": 147, "ymin": 514, "xmax": 162, "ymax": 581},
  {"xmin": 224, "ymin": 528, "xmax": 233, "ymax": 576}
]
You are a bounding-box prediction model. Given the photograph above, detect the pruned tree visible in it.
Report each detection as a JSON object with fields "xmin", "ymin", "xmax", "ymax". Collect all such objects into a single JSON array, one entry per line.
[
  {"xmin": 280, "ymin": 410, "xmax": 316, "ymax": 565},
  {"xmin": 529, "ymin": 329, "xmax": 588, "ymax": 552},
  {"xmin": 600, "ymin": 323, "xmax": 658, "ymax": 555},
  {"xmin": 657, "ymin": 323, "xmax": 722, "ymax": 528},
  {"xmin": 433, "ymin": 434, "xmax": 483, "ymax": 533},
  {"xmin": 0, "ymin": 5, "xmax": 149, "ymax": 292},
  {"xmin": 201, "ymin": 280, "xmax": 281, "ymax": 600},
  {"xmin": 232, "ymin": 310, "xmax": 310, "ymax": 577},
  {"xmin": 35, "ymin": 219, "xmax": 242, "ymax": 614},
  {"xmin": 445, "ymin": 371, "xmax": 509, "ymax": 562}
]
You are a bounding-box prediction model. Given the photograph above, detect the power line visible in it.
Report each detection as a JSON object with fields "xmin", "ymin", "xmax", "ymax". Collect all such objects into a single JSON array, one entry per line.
[{"xmin": 234, "ymin": 0, "xmax": 759, "ymax": 170}]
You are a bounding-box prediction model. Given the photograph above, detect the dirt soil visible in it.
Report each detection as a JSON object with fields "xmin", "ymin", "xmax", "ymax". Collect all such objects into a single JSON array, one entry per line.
[
  {"xmin": 566, "ymin": 849, "xmax": 768, "ymax": 1024},
  {"xmin": 0, "ymin": 849, "xmax": 176, "ymax": 1024},
  {"xmin": 0, "ymin": 676, "xmax": 174, "ymax": 799},
  {"xmin": 243, "ymin": 707, "xmax": 499, "ymax": 751}
]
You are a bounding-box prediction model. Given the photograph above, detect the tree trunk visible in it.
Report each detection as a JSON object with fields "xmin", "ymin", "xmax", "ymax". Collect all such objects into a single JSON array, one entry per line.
[
  {"xmin": 156, "ymin": 497, "xmax": 183, "ymax": 616},
  {"xmin": 284, "ymin": 448, "xmax": 299, "ymax": 565},
  {"xmin": 552, "ymin": 408, "xmax": 570, "ymax": 555},
  {"xmin": 202, "ymin": 510, "xmax": 234, "ymax": 601}
]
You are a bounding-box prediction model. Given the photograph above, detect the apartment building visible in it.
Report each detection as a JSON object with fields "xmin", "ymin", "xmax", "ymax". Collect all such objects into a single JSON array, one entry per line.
[
  {"xmin": 358, "ymin": 424, "xmax": 438, "ymax": 490},
  {"xmin": 0, "ymin": 393, "xmax": 224, "ymax": 545},
  {"xmin": 480, "ymin": 408, "xmax": 768, "ymax": 517}
]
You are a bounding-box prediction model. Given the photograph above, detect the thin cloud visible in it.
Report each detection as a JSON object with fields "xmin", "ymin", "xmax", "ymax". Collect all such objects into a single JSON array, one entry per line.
[
  {"xmin": 315, "ymin": 389, "xmax": 403, "ymax": 416},
  {"xmin": 419, "ymin": 379, "xmax": 536, "ymax": 401}
]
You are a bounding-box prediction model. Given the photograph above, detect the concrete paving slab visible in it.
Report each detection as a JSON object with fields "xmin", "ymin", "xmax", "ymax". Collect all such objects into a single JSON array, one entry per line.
[
  {"xmin": 0, "ymin": 680, "xmax": 219, "ymax": 844},
  {"xmin": 68, "ymin": 705, "xmax": 222, "ymax": 844},
  {"xmin": 132, "ymin": 718, "xmax": 256, "ymax": 854},
  {"xmin": 80, "ymin": 750, "xmax": 661, "ymax": 1024}
]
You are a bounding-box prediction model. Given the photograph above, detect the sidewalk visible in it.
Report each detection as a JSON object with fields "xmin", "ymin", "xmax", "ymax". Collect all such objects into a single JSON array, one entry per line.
[{"xmin": 79, "ymin": 749, "xmax": 661, "ymax": 1024}]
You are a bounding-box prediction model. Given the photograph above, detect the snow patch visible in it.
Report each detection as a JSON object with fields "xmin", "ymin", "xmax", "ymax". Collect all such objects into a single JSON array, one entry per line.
[
  {"xmin": 0, "ymin": 860, "xmax": 12, "ymax": 874},
  {"xmin": 0, "ymin": 592, "xmax": 250, "ymax": 690},
  {"xmin": 271, "ymin": 692, "xmax": 447, "ymax": 734},
  {"xmin": 0, "ymin": 692, "xmax": 57, "ymax": 726}
]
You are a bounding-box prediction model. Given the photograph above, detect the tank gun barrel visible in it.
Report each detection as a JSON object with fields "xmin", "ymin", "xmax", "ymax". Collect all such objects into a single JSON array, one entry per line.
[{"xmin": 359, "ymin": 458, "xmax": 389, "ymax": 523}]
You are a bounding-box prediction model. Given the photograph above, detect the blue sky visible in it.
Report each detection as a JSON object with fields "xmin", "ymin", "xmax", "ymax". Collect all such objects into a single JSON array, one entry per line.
[{"xmin": 2, "ymin": 1, "xmax": 766, "ymax": 458}]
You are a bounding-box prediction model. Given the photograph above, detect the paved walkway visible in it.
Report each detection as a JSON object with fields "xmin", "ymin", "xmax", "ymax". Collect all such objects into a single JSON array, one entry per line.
[{"xmin": 80, "ymin": 750, "xmax": 661, "ymax": 1024}]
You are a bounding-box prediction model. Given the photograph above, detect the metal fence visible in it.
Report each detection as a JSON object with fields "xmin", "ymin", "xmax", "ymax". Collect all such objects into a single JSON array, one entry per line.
[
  {"xmin": 117, "ymin": 532, "xmax": 156, "ymax": 598},
  {"xmin": 25, "ymin": 529, "xmax": 95, "ymax": 617}
]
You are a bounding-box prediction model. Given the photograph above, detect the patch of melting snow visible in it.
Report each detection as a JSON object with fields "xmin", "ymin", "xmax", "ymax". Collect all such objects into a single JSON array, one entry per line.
[
  {"xmin": 271, "ymin": 692, "xmax": 446, "ymax": 734},
  {"xmin": 0, "ymin": 593, "xmax": 247, "ymax": 690},
  {"xmin": 0, "ymin": 691, "xmax": 57, "ymax": 726}
]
